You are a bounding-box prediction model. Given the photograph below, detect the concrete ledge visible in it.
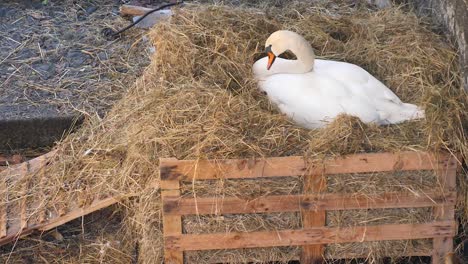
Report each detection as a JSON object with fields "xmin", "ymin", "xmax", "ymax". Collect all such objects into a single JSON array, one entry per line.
[{"xmin": 0, "ymin": 104, "xmax": 82, "ymax": 151}]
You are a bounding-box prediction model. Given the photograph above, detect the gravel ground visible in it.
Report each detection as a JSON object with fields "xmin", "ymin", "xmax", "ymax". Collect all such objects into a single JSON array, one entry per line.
[{"xmin": 0, "ymin": 0, "xmax": 154, "ymax": 117}]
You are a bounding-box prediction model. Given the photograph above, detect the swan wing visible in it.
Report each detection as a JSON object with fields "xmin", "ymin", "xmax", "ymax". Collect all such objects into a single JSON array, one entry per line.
[
  {"xmin": 315, "ymin": 61, "xmax": 425, "ymax": 123},
  {"xmin": 259, "ymin": 73, "xmax": 382, "ymax": 128},
  {"xmin": 314, "ymin": 59, "xmax": 403, "ymax": 104}
]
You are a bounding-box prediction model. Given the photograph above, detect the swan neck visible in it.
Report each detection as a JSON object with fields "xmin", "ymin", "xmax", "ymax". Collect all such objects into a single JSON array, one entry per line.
[{"xmin": 289, "ymin": 41, "xmax": 315, "ymax": 73}]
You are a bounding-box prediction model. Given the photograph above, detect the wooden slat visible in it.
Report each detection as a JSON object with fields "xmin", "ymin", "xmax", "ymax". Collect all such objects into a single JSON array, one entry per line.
[
  {"xmin": 19, "ymin": 196, "xmax": 27, "ymax": 230},
  {"xmin": 161, "ymin": 163, "xmax": 183, "ymax": 264},
  {"xmin": 165, "ymin": 221, "xmax": 456, "ymax": 251},
  {"xmin": 167, "ymin": 221, "xmax": 456, "ymax": 252},
  {"xmin": 5, "ymin": 201, "xmax": 21, "ymax": 242},
  {"xmin": 163, "ymin": 191, "xmax": 183, "ymax": 263},
  {"xmin": 0, "ymin": 150, "xmax": 57, "ymax": 183},
  {"xmin": 159, "ymin": 152, "xmax": 455, "ymax": 181},
  {"xmin": 56, "ymin": 203, "xmax": 67, "ymax": 217},
  {"xmin": 37, "ymin": 197, "xmax": 120, "ymax": 231},
  {"xmin": 327, "ymin": 247, "xmax": 433, "ymax": 259},
  {"xmin": 0, "ymin": 154, "xmax": 23, "ymax": 166},
  {"xmin": 207, "ymin": 247, "xmax": 433, "ymax": 263},
  {"xmin": 31, "ymin": 163, "xmax": 49, "ymax": 226},
  {"xmin": 301, "ymin": 174, "xmax": 326, "ymax": 263},
  {"xmin": 19, "ymin": 175, "xmax": 29, "ymax": 230},
  {"xmin": 163, "ymin": 191, "xmax": 456, "ymax": 215},
  {"xmin": 432, "ymin": 160, "xmax": 457, "ymax": 264}
]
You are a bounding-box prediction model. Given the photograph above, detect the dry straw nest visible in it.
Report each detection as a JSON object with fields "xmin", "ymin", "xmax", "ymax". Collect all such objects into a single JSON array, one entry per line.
[{"xmin": 3, "ymin": 2, "xmax": 467, "ymax": 263}]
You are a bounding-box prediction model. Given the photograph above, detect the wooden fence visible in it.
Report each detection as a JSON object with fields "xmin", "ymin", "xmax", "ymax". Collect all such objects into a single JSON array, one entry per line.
[
  {"xmin": 160, "ymin": 151, "xmax": 458, "ymax": 264},
  {"xmin": 0, "ymin": 150, "xmax": 126, "ymax": 246}
]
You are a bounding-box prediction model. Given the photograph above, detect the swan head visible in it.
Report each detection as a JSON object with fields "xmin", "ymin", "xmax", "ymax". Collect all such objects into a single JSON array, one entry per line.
[{"xmin": 264, "ymin": 30, "xmax": 314, "ymax": 72}]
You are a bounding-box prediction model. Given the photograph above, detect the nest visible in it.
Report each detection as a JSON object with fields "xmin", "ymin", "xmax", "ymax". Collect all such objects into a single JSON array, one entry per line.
[{"xmin": 2, "ymin": 1, "xmax": 467, "ymax": 263}]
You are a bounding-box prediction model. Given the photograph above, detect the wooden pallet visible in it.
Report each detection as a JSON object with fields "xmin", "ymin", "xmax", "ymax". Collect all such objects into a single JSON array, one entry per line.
[
  {"xmin": 159, "ymin": 151, "xmax": 458, "ymax": 264},
  {"xmin": 0, "ymin": 154, "xmax": 24, "ymax": 170},
  {"xmin": 0, "ymin": 150, "xmax": 126, "ymax": 246}
]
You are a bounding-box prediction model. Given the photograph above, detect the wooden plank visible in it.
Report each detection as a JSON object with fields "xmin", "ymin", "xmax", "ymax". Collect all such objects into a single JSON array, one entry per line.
[
  {"xmin": 31, "ymin": 164, "xmax": 49, "ymax": 226},
  {"xmin": 0, "ymin": 151, "xmax": 58, "ymax": 238},
  {"xmin": 120, "ymin": 4, "xmax": 154, "ymax": 16},
  {"xmin": 38, "ymin": 197, "xmax": 120, "ymax": 231},
  {"xmin": 163, "ymin": 191, "xmax": 456, "ymax": 215},
  {"xmin": 301, "ymin": 174, "xmax": 326, "ymax": 264},
  {"xmin": 163, "ymin": 190, "xmax": 183, "ymax": 263},
  {"xmin": 0, "ymin": 150, "xmax": 57, "ymax": 183},
  {"xmin": 328, "ymin": 247, "xmax": 433, "ymax": 259},
  {"xmin": 161, "ymin": 175, "xmax": 183, "ymax": 263},
  {"xmin": 432, "ymin": 157, "xmax": 457, "ymax": 264},
  {"xmin": 5, "ymin": 201, "xmax": 21, "ymax": 243},
  {"xmin": 160, "ymin": 152, "xmax": 455, "ymax": 181},
  {"xmin": 0, "ymin": 196, "xmax": 124, "ymax": 246},
  {"xmin": 0, "ymin": 154, "xmax": 23, "ymax": 166},
  {"xmin": 165, "ymin": 221, "xmax": 456, "ymax": 251},
  {"xmin": 207, "ymin": 248, "xmax": 433, "ymax": 263},
  {"xmin": 19, "ymin": 195, "xmax": 27, "ymax": 230},
  {"xmin": 56, "ymin": 203, "xmax": 67, "ymax": 217},
  {"xmin": 0, "ymin": 150, "xmax": 135, "ymax": 247},
  {"xmin": 19, "ymin": 178, "xmax": 30, "ymax": 230}
]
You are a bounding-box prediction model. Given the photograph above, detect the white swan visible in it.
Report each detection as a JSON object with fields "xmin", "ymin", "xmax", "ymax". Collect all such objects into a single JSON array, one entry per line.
[{"xmin": 252, "ymin": 30, "xmax": 425, "ymax": 129}]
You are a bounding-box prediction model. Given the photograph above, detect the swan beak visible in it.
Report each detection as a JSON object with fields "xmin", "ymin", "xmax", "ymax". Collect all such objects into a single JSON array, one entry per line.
[{"xmin": 267, "ymin": 51, "xmax": 276, "ymax": 70}]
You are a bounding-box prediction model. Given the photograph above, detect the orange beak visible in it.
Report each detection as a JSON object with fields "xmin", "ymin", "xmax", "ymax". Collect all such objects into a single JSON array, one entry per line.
[{"xmin": 267, "ymin": 51, "xmax": 276, "ymax": 70}]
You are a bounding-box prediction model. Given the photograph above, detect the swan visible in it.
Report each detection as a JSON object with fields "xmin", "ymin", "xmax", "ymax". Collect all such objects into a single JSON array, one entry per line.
[{"xmin": 252, "ymin": 30, "xmax": 425, "ymax": 129}]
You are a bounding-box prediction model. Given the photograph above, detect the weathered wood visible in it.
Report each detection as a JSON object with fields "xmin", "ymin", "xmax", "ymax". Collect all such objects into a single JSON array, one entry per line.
[
  {"xmin": 162, "ymin": 191, "xmax": 456, "ymax": 215},
  {"xmin": 165, "ymin": 221, "xmax": 456, "ymax": 251},
  {"xmin": 0, "ymin": 196, "xmax": 123, "ymax": 246},
  {"xmin": 301, "ymin": 174, "xmax": 326, "ymax": 264},
  {"xmin": 161, "ymin": 174, "xmax": 183, "ymax": 263},
  {"xmin": 0, "ymin": 154, "xmax": 23, "ymax": 166},
  {"xmin": 119, "ymin": 4, "xmax": 154, "ymax": 16},
  {"xmin": 0, "ymin": 150, "xmax": 57, "ymax": 183},
  {"xmin": 0, "ymin": 150, "xmax": 135, "ymax": 247},
  {"xmin": 208, "ymin": 248, "xmax": 433, "ymax": 263},
  {"xmin": 19, "ymin": 174, "xmax": 30, "ymax": 230},
  {"xmin": 38, "ymin": 197, "xmax": 120, "ymax": 231},
  {"xmin": 331, "ymin": 247, "xmax": 433, "ymax": 259},
  {"xmin": 159, "ymin": 152, "xmax": 455, "ymax": 181},
  {"xmin": 159, "ymin": 153, "xmax": 459, "ymax": 262},
  {"xmin": 5, "ymin": 201, "xmax": 21, "ymax": 243},
  {"xmin": 0, "ymin": 151, "xmax": 56, "ymax": 243},
  {"xmin": 432, "ymin": 162, "xmax": 457, "ymax": 264},
  {"xmin": 34, "ymin": 164, "xmax": 49, "ymax": 225},
  {"xmin": 56, "ymin": 203, "xmax": 67, "ymax": 217},
  {"xmin": 19, "ymin": 196, "xmax": 27, "ymax": 230}
]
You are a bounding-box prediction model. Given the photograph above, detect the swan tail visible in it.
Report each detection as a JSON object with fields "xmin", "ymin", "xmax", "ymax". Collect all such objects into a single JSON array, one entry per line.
[
  {"xmin": 380, "ymin": 103, "xmax": 425, "ymax": 124},
  {"xmin": 404, "ymin": 103, "xmax": 425, "ymax": 119}
]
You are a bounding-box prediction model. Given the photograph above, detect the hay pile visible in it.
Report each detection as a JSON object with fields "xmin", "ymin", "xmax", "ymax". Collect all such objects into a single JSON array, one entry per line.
[{"xmin": 3, "ymin": 1, "xmax": 467, "ymax": 263}]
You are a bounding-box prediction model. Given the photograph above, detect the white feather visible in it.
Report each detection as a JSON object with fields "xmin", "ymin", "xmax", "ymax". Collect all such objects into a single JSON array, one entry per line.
[{"xmin": 252, "ymin": 30, "xmax": 424, "ymax": 129}]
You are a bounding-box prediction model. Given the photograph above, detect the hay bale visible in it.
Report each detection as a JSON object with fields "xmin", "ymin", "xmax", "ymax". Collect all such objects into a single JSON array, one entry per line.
[{"xmin": 4, "ymin": 1, "xmax": 467, "ymax": 263}]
